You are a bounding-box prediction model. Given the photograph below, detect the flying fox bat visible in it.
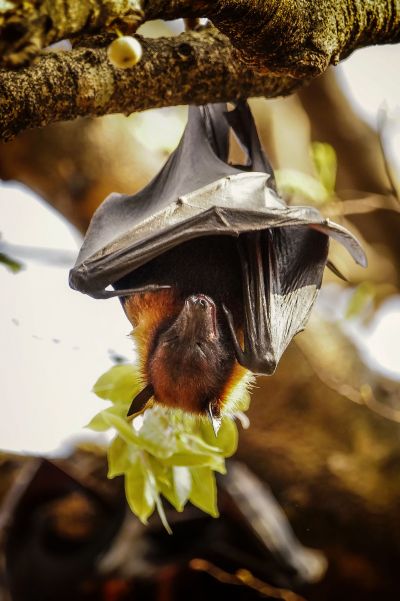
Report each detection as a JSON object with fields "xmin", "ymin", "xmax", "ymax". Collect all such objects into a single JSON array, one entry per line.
[{"xmin": 70, "ymin": 102, "xmax": 366, "ymax": 430}]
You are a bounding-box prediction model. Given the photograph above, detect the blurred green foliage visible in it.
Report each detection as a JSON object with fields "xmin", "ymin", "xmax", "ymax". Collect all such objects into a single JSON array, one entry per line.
[
  {"xmin": 346, "ymin": 281, "xmax": 396, "ymax": 321},
  {"xmin": 0, "ymin": 251, "xmax": 23, "ymax": 273},
  {"xmin": 276, "ymin": 141, "xmax": 337, "ymax": 206},
  {"xmin": 310, "ymin": 141, "xmax": 337, "ymax": 196}
]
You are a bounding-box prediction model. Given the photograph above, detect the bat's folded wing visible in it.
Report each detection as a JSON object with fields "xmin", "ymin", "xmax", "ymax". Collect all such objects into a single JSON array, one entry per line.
[
  {"xmin": 223, "ymin": 217, "xmax": 366, "ymax": 375},
  {"xmin": 70, "ymin": 172, "xmax": 366, "ymax": 299}
]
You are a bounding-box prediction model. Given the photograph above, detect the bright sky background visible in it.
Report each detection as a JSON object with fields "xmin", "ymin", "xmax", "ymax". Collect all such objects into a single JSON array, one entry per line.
[
  {"xmin": 0, "ymin": 187, "xmax": 134, "ymax": 454},
  {"xmin": 0, "ymin": 44, "xmax": 399, "ymax": 455}
]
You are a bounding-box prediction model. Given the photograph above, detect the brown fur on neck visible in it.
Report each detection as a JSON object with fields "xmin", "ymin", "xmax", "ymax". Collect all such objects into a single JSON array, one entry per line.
[
  {"xmin": 124, "ymin": 289, "xmax": 181, "ymax": 376},
  {"xmin": 124, "ymin": 290, "xmax": 250, "ymax": 416}
]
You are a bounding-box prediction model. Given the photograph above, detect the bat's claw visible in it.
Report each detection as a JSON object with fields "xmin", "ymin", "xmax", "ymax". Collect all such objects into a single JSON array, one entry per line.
[
  {"xmin": 127, "ymin": 384, "xmax": 154, "ymax": 417},
  {"xmin": 207, "ymin": 404, "xmax": 222, "ymax": 436},
  {"xmin": 222, "ymin": 303, "xmax": 277, "ymax": 376},
  {"xmin": 222, "ymin": 304, "xmax": 245, "ymax": 364}
]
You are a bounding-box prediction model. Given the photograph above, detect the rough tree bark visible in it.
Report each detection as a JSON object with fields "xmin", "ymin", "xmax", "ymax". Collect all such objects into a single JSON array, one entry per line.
[{"xmin": 0, "ymin": 0, "xmax": 400, "ymax": 140}]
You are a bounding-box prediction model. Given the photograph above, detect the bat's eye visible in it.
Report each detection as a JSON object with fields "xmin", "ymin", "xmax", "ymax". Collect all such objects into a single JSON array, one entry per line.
[{"xmin": 198, "ymin": 298, "xmax": 207, "ymax": 309}]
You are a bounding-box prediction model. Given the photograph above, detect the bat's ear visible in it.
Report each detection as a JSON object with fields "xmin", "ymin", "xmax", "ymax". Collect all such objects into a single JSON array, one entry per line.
[{"xmin": 127, "ymin": 384, "xmax": 154, "ymax": 417}]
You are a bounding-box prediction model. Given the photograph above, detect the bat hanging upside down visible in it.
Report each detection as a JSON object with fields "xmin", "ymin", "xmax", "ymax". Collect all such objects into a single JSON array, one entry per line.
[
  {"xmin": 69, "ymin": 102, "xmax": 366, "ymax": 432},
  {"xmin": 119, "ymin": 236, "xmax": 252, "ymax": 433}
]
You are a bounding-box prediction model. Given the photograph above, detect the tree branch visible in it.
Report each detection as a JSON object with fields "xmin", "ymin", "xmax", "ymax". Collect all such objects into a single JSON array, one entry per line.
[
  {"xmin": 0, "ymin": 28, "xmax": 299, "ymax": 142},
  {"xmin": 189, "ymin": 0, "xmax": 400, "ymax": 77},
  {"xmin": 0, "ymin": 0, "xmax": 144, "ymax": 67},
  {"xmin": 1, "ymin": 0, "xmax": 399, "ymax": 75},
  {"xmin": 1, "ymin": 0, "xmax": 399, "ymax": 141}
]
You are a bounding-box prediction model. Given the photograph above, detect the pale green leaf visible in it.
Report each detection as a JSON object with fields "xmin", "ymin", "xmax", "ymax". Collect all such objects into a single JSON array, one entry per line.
[
  {"xmin": 155, "ymin": 494, "xmax": 172, "ymax": 534},
  {"xmin": 108, "ymin": 435, "xmax": 131, "ymax": 478},
  {"xmin": 148, "ymin": 470, "xmax": 170, "ymax": 530},
  {"xmin": 149, "ymin": 459, "xmax": 179, "ymax": 509},
  {"xmin": 125, "ymin": 457, "xmax": 155, "ymax": 523},
  {"xmin": 92, "ymin": 364, "xmax": 141, "ymax": 404},
  {"xmin": 165, "ymin": 452, "xmax": 225, "ymax": 473},
  {"xmin": 173, "ymin": 466, "xmax": 192, "ymax": 509},
  {"xmin": 200, "ymin": 418, "xmax": 238, "ymax": 458},
  {"xmin": 142, "ymin": 456, "xmax": 172, "ymax": 533},
  {"xmin": 177, "ymin": 433, "xmax": 220, "ymax": 455},
  {"xmin": 85, "ymin": 410, "xmax": 111, "ymax": 432},
  {"xmin": 148, "ymin": 456, "xmax": 171, "ymax": 486},
  {"xmin": 189, "ymin": 467, "xmax": 219, "ymax": 517},
  {"xmin": 346, "ymin": 282, "xmax": 375, "ymax": 319},
  {"xmin": 102, "ymin": 411, "xmax": 144, "ymax": 446},
  {"xmin": 139, "ymin": 406, "xmax": 176, "ymax": 458},
  {"xmin": 148, "ymin": 458, "xmax": 188, "ymax": 513},
  {"xmin": 311, "ymin": 142, "xmax": 337, "ymax": 195},
  {"xmin": 275, "ymin": 169, "xmax": 329, "ymax": 205},
  {"xmin": 85, "ymin": 404, "xmax": 127, "ymax": 431}
]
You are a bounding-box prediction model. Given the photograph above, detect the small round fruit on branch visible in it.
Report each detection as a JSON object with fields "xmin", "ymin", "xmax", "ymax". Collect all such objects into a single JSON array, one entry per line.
[{"xmin": 107, "ymin": 35, "xmax": 143, "ymax": 69}]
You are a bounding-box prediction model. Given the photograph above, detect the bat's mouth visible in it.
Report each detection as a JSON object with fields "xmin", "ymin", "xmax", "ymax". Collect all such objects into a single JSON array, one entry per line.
[{"xmin": 184, "ymin": 294, "xmax": 217, "ymax": 338}]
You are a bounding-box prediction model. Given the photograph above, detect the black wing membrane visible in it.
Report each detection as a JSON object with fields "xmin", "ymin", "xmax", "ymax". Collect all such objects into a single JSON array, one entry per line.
[{"xmin": 224, "ymin": 227, "xmax": 329, "ymax": 374}]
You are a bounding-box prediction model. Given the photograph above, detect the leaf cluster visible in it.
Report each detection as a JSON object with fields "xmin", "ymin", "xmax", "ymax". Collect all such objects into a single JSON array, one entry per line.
[{"xmin": 87, "ymin": 364, "xmax": 241, "ymax": 532}]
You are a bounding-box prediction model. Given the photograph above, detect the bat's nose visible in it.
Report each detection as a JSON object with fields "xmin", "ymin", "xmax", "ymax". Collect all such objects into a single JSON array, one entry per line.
[
  {"xmin": 181, "ymin": 294, "xmax": 218, "ymax": 338},
  {"xmin": 186, "ymin": 294, "xmax": 214, "ymax": 309}
]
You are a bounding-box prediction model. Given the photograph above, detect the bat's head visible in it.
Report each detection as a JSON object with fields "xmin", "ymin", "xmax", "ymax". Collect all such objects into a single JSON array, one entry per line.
[
  {"xmin": 165, "ymin": 294, "xmax": 218, "ymax": 346},
  {"xmin": 149, "ymin": 294, "xmax": 234, "ymax": 419}
]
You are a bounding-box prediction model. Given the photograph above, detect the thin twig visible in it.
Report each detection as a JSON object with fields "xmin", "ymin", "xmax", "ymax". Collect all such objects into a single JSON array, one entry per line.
[
  {"xmin": 297, "ymin": 342, "xmax": 400, "ymax": 424},
  {"xmin": 189, "ymin": 559, "xmax": 308, "ymax": 601},
  {"xmin": 324, "ymin": 193, "xmax": 400, "ymax": 217},
  {"xmin": 377, "ymin": 108, "xmax": 400, "ymax": 203}
]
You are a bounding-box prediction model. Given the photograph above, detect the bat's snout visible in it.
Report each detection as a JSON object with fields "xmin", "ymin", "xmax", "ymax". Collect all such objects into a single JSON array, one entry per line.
[
  {"xmin": 182, "ymin": 294, "xmax": 217, "ymax": 339},
  {"xmin": 185, "ymin": 294, "xmax": 214, "ymax": 310}
]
